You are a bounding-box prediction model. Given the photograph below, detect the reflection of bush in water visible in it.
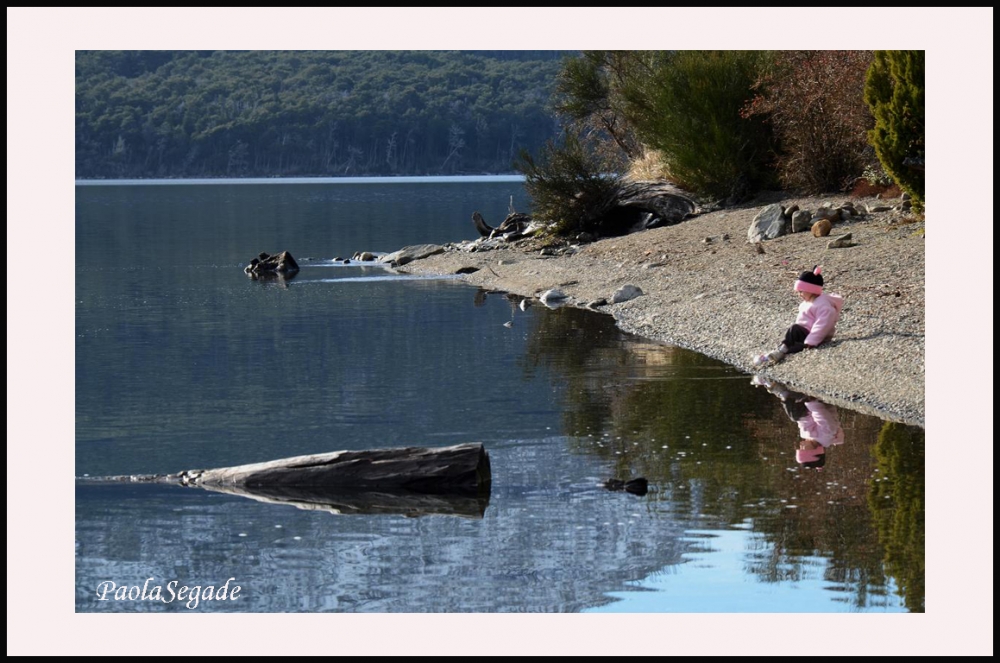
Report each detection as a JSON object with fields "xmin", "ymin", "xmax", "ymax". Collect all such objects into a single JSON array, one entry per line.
[
  {"xmin": 523, "ymin": 306, "xmax": 922, "ymax": 610},
  {"xmin": 869, "ymin": 422, "xmax": 925, "ymax": 612},
  {"xmin": 522, "ymin": 306, "xmax": 761, "ymax": 448}
]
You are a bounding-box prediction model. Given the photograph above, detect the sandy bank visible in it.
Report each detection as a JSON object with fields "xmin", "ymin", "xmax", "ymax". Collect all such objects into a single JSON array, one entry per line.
[{"xmin": 398, "ymin": 192, "xmax": 925, "ymax": 427}]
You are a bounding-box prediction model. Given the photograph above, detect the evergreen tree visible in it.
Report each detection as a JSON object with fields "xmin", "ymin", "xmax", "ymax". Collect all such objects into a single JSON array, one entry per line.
[{"xmin": 864, "ymin": 50, "xmax": 925, "ymax": 212}]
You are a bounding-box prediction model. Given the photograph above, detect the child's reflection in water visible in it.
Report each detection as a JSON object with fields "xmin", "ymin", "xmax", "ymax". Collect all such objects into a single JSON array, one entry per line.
[{"xmin": 753, "ymin": 377, "xmax": 844, "ymax": 469}]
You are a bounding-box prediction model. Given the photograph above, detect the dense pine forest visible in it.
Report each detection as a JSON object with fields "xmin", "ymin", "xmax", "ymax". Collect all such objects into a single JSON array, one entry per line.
[{"xmin": 75, "ymin": 50, "xmax": 566, "ymax": 179}]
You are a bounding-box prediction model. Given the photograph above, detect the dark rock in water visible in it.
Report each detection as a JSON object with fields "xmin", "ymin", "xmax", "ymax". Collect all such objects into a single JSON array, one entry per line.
[
  {"xmin": 603, "ymin": 477, "xmax": 649, "ymax": 496},
  {"xmin": 244, "ymin": 250, "xmax": 299, "ymax": 275},
  {"xmin": 624, "ymin": 478, "xmax": 648, "ymax": 495}
]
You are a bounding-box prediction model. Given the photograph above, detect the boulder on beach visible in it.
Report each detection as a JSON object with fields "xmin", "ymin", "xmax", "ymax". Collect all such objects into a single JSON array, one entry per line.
[
  {"xmin": 747, "ymin": 204, "xmax": 789, "ymax": 243},
  {"xmin": 611, "ymin": 284, "xmax": 644, "ymax": 304},
  {"xmin": 812, "ymin": 219, "xmax": 833, "ymax": 237},
  {"xmin": 791, "ymin": 209, "xmax": 813, "ymax": 233}
]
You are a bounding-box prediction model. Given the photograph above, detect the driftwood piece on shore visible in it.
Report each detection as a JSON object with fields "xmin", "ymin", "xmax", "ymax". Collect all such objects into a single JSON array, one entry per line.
[
  {"xmin": 615, "ymin": 181, "xmax": 699, "ymax": 231},
  {"xmin": 472, "ymin": 181, "xmax": 698, "ymax": 241},
  {"xmin": 472, "ymin": 211, "xmax": 533, "ymax": 240}
]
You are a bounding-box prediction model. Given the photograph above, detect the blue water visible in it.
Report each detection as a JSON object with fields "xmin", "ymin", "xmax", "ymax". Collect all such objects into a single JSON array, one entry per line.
[{"xmin": 75, "ymin": 177, "xmax": 924, "ymax": 612}]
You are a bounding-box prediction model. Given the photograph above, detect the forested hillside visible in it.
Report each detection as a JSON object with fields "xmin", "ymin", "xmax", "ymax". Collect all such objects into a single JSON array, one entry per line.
[{"xmin": 75, "ymin": 50, "xmax": 565, "ymax": 178}]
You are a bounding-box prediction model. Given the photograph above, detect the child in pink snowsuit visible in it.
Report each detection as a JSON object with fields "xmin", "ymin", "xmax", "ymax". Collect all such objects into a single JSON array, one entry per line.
[{"xmin": 754, "ymin": 266, "xmax": 845, "ymax": 367}]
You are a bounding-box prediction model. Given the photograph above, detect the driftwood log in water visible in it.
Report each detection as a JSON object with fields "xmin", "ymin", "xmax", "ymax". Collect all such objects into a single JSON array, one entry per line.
[
  {"xmin": 78, "ymin": 443, "xmax": 492, "ymax": 518},
  {"xmin": 177, "ymin": 443, "xmax": 490, "ymax": 495}
]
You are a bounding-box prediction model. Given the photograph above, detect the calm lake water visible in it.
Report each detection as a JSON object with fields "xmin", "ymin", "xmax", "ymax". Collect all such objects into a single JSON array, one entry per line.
[{"xmin": 75, "ymin": 177, "xmax": 924, "ymax": 613}]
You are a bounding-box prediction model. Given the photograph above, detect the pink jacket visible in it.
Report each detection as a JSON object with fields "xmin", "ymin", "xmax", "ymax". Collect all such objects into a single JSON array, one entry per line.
[
  {"xmin": 797, "ymin": 401, "xmax": 845, "ymax": 448},
  {"xmin": 795, "ymin": 293, "xmax": 844, "ymax": 347}
]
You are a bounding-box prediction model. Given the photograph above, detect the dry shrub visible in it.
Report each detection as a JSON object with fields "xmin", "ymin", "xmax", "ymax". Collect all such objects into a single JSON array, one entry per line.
[
  {"xmin": 625, "ymin": 148, "xmax": 672, "ymax": 183},
  {"xmin": 849, "ymin": 180, "xmax": 901, "ymax": 199},
  {"xmin": 746, "ymin": 51, "xmax": 877, "ymax": 193}
]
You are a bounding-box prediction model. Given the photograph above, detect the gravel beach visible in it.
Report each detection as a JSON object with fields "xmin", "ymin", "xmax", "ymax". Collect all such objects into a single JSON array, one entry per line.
[{"xmin": 400, "ymin": 192, "xmax": 925, "ymax": 427}]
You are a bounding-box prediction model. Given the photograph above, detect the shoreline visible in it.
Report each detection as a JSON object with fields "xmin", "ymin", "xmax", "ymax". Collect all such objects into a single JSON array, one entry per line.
[{"xmin": 398, "ymin": 192, "xmax": 925, "ymax": 428}]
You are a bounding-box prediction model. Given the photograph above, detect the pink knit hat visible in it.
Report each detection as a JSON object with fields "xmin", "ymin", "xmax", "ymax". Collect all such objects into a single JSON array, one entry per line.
[{"xmin": 794, "ymin": 266, "xmax": 824, "ymax": 295}]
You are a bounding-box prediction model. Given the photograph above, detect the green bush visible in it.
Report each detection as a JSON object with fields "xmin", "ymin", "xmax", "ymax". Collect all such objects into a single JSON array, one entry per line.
[
  {"xmin": 619, "ymin": 50, "xmax": 778, "ymax": 202},
  {"xmin": 864, "ymin": 51, "xmax": 925, "ymax": 212},
  {"xmin": 514, "ymin": 133, "xmax": 622, "ymax": 236}
]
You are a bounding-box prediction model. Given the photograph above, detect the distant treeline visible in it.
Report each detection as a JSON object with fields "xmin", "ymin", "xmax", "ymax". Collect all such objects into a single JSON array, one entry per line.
[{"xmin": 75, "ymin": 50, "xmax": 567, "ymax": 179}]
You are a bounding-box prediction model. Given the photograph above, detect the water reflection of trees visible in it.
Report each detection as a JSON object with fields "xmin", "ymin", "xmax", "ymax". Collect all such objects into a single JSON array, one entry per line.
[
  {"xmin": 523, "ymin": 306, "xmax": 925, "ymax": 612},
  {"xmin": 868, "ymin": 422, "xmax": 925, "ymax": 612}
]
